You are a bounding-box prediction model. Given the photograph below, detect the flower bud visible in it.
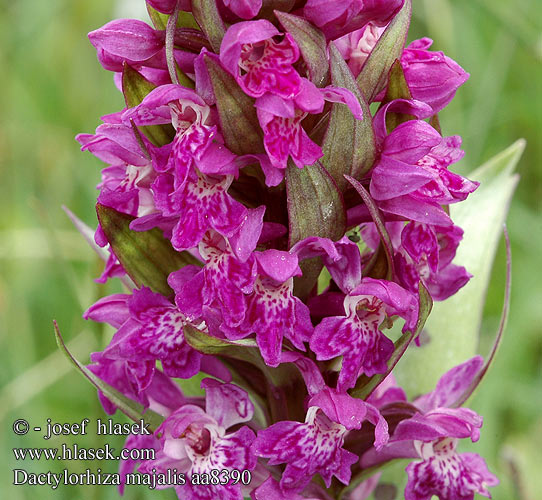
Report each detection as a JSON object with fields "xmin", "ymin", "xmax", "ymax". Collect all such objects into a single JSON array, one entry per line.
[
  {"xmin": 89, "ymin": 19, "xmax": 163, "ymax": 70},
  {"xmin": 401, "ymin": 38, "xmax": 469, "ymax": 113}
]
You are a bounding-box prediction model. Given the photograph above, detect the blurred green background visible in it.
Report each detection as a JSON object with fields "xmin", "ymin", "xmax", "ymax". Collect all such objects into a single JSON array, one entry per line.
[{"xmin": 0, "ymin": 0, "xmax": 540, "ymax": 498}]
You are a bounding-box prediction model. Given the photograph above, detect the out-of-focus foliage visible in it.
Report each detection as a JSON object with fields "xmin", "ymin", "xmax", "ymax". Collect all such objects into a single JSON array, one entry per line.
[{"xmin": 0, "ymin": 0, "xmax": 540, "ymax": 499}]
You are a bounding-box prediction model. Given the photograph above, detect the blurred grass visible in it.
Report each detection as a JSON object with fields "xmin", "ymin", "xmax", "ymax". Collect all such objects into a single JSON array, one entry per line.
[{"xmin": 0, "ymin": 0, "xmax": 540, "ymax": 499}]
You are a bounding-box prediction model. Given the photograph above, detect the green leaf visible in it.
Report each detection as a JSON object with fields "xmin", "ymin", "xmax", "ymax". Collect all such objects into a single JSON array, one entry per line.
[
  {"xmin": 286, "ymin": 161, "xmax": 346, "ymax": 247},
  {"xmin": 357, "ymin": 0, "xmax": 412, "ymax": 102},
  {"xmin": 96, "ymin": 204, "xmax": 202, "ymax": 297},
  {"xmin": 184, "ymin": 324, "xmax": 261, "ymax": 359},
  {"xmin": 184, "ymin": 325, "xmax": 296, "ymax": 387},
  {"xmin": 395, "ymin": 140, "xmax": 523, "ymax": 397},
  {"xmin": 54, "ymin": 321, "xmax": 164, "ymax": 432},
  {"xmin": 177, "ymin": 12, "xmax": 200, "ymax": 30},
  {"xmin": 453, "ymin": 227, "xmax": 512, "ymax": 408},
  {"xmin": 204, "ymin": 55, "xmax": 264, "ymax": 156},
  {"xmin": 192, "ymin": 0, "xmax": 226, "ymax": 53},
  {"xmin": 346, "ymin": 176, "xmax": 395, "ymax": 281},
  {"xmin": 320, "ymin": 44, "xmax": 375, "ymax": 190},
  {"xmin": 184, "ymin": 325, "xmax": 305, "ymax": 422},
  {"xmin": 382, "ymin": 59, "xmax": 412, "ymax": 103},
  {"xmin": 122, "ymin": 64, "xmax": 175, "ymax": 147},
  {"xmin": 147, "ymin": 4, "xmax": 199, "ymax": 31},
  {"xmin": 122, "ymin": 63, "xmax": 156, "ymax": 108},
  {"xmin": 287, "ymin": 161, "xmax": 346, "ymax": 299},
  {"xmin": 350, "ymin": 282, "xmax": 433, "ymax": 399},
  {"xmin": 183, "ymin": 326, "xmax": 269, "ymax": 383},
  {"xmin": 275, "ymin": 11, "xmax": 328, "ymax": 87},
  {"xmin": 175, "ymin": 65, "xmax": 196, "ymax": 89},
  {"xmin": 62, "ymin": 206, "xmax": 136, "ymax": 290},
  {"xmin": 146, "ymin": 5, "xmax": 169, "ymax": 30},
  {"xmin": 295, "ymin": 257, "xmax": 324, "ymax": 300}
]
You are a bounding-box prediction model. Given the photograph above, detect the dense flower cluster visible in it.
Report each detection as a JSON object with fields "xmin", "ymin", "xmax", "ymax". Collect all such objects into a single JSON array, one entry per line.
[{"xmin": 76, "ymin": 1, "xmax": 498, "ymax": 499}]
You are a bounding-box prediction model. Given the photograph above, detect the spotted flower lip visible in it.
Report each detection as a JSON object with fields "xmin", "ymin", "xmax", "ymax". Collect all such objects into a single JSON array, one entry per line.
[
  {"xmin": 119, "ymin": 83, "xmax": 250, "ymax": 251},
  {"xmin": 220, "ymin": 20, "xmax": 301, "ymax": 100},
  {"xmin": 140, "ymin": 379, "xmax": 256, "ymax": 499},
  {"xmin": 221, "ymin": 271, "xmax": 312, "ymax": 367},
  {"xmin": 405, "ymin": 440, "xmax": 499, "ymax": 500},
  {"xmin": 253, "ymin": 405, "xmax": 359, "ymax": 492},
  {"xmin": 168, "ymin": 228, "xmax": 259, "ymax": 327},
  {"xmin": 361, "ymin": 357, "xmax": 498, "ymax": 500},
  {"xmin": 220, "ymin": 19, "xmax": 363, "ymax": 174},
  {"xmin": 257, "ymin": 106, "xmax": 323, "ymax": 171},
  {"xmin": 121, "ymin": 84, "xmax": 240, "ymax": 180},
  {"xmin": 150, "ymin": 170, "xmax": 248, "ymax": 251},
  {"xmin": 253, "ymin": 386, "xmax": 388, "ymax": 493},
  {"xmin": 255, "ymin": 84, "xmax": 363, "ymax": 172},
  {"xmin": 170, "ymin": 226, "xmax": 308, "ymax": 368},
  {"xmin": 310, "ymin": 278, "xmax": 418, "ymax": 390},
  {"xmin": 84, "ymin": 287, "xmax": 204, "ymax": 389}
]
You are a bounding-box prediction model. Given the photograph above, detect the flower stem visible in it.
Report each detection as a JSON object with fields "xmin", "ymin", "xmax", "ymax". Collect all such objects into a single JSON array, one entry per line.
[{"xmin": 166, "ymin": 1, "xmax": 182, "ymax": 85}]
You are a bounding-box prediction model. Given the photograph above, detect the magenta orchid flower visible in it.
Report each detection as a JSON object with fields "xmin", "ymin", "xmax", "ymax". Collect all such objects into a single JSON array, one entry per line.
[
  {"xmin": 140, "ymin": 379, "xmax": 256, "ymax": 500},
  {"xmin": 362, "ymin": 357, "xmax": 499, "ymax": 500},
  {"xmin": 220, "ymin": 20, "xmax": 303, "ymax": 100},
  {"xmin": 88, "ymin": 17, "xmax": 196, "ymax": 84},
  {"xmin": 84, "ymin": 287, "xmax": 204, "ymax": 387},
  {"xmin": 311, "ymin": 278, "xmax": 418, "ymax": 390},
  {"xmin": 122, "ymin": 84, "xmax": 239, "ymax": 181},
  {"xmin": 220, "ymin": 250, "xmax": 312, "ymax": 367},
  {"xmin": 253, "ymin": 380, "xmax": 388, "ymax": 494},
  {"xmin": 401, "ymin": 38, "xmax": 470, "ymax": 114},
  {"xmin": 396, "ymin": 222, "xmax": 471, "ymax": 301},
  {"xmin": 220, "ymin": 20, "xmax": 363, "ymax": 174},
  {"xmin": 370, "ymin": 99, "xmax": 478, "ymax": 226}
]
